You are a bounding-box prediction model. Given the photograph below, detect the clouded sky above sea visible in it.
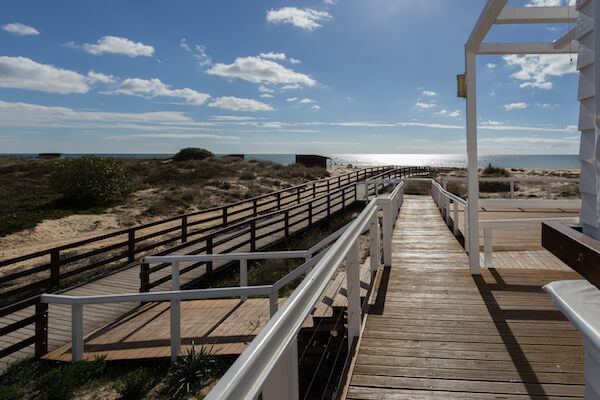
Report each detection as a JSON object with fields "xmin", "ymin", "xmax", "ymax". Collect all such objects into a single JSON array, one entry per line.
[{"xmin": 0, "ymin": 0, "xmax": 581, "ymax": 155}]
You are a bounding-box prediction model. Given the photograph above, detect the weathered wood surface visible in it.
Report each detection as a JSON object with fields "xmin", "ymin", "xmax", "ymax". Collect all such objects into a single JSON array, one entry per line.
[
  {"xmin": 346, "ymin": 195, "xmax": 585, "ymax": 399},
  {"xmin": 0, "ymin": 185, "xmax": 367, "ymax": 371},
  {"xmin": 43, "ymin": 252, "xmax": 374, "ymax": 361}
]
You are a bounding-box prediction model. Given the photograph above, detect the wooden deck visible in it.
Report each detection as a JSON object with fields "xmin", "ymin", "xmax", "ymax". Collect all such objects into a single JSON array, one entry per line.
[{"xmin": 345, "ymin": 195, "xmax": 585, "ymax": 399}]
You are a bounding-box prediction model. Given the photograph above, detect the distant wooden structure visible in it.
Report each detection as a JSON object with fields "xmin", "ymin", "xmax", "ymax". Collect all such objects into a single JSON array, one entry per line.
[
  {"xmin": 38, "ymin": 153, "xmax": 60, "ymax": 159},
  {"xmin": 222, "ymin": 154, "xmax": 244, "ymax": 160},
  {"xmin": 295, "ymin": 154, "xmax": 329, "ymax": 169}
]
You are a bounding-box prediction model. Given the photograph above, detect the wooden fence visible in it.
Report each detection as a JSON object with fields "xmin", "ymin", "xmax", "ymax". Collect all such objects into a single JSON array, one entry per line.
[{"xmin": 0, "ymin": 166, "xmax": 430, "ymax": 364}]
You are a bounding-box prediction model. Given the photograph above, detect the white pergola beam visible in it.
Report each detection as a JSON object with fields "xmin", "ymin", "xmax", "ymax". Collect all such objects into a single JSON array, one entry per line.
[
  {"xmin": 478, "ymin": 41, "xmax": 579, "ymax": 54},
  {"xmin": 466, "ymin": 0, "xmax": 509, "ymax": 52},
  {"xmin": 555, "ymin": 25, "xmax": 578, "ymax": 50},
  {"xmin": 495, "ymin": 6, "xmax": 578, "ymax": 25}
]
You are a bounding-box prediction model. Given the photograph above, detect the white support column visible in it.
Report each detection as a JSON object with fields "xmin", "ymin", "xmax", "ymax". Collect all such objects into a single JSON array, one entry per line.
[
  {"xmin": 71, "ymin": 304, "xmax": 84, "ymax": 362},
  {"xmin": 483, "ymin": 228, "xmax": 493, "ymax": 268},
  {"xmin": 262, "ymin": 338, "xmax": 299, "ymax": 400},
  {"xmin": 445, "ymin": 197, "xmax": 451, "ymax": 225},
  {"xmin": 465, "ymin": 50, "xmax": 481, "ymax": 275},
  {"xmin": 240, "ymin": 259, "xmax": 248, "ymax": 302},
  {"xmin": 382, "ymin": 200, "xmax": 393, "ymax": 267},
  {"xmin": 346, "ymin": 239, "xmax": 361, "ymax": 352},
  {"xmin": 170, "ymin": 262, "xmax": 180, "ymax": 361},
  {"xmin": 464, "ymin": 203, "xmax": 470, "ymax": 253},
  {"xmin": 269, "ymin": 289, "xmax": 278, "ymax": 318}
]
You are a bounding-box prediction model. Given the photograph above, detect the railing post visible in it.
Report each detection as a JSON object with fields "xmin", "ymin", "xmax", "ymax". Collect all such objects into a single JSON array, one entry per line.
[
  {"xmin": 327, "ymin": 194, "xmax": 331, "ymax": 217},
  {"xmin": 364, "ymin": 182, "xmax": 369, "ymax": 202},
  {"xmin": 240, "ymin": 259, "xmax": 248, "ymax": 301},
  {"xmin": 382, "ymin": 200, "xmax": 393, "ymax": 267},
  {"xmin": 354, "ymin": 183, "xmax": 358, "ymax": 201},
  {"xmin": 464, "ymin": 203, "xmax": 470, "ymax": 252},
  {"xmin": 338, "ymin": 176, "xmax": 341, "ymax": 188},
  {"xmin": 327, "ymin": 179, "xmax": 330, "ymax": 193},
  {"xmin": 181, "ymin": 216, "xmax": 188, "ymax": 243},
  {"xmin": 296, "ymin": 187, "xmax": 301, "ymax": 204},
  {"xmin": 277, "ymin": 192, "xmax": 282, "ymax": 209},
  {"xmin": 71, "ymin": 303, "xmax": 84, "ymax": 362},
  {"xmin": 269, "ymin": 289, "xmax": 278, "ymax": 318},
  {"xmin": 140, "ymin": 262, "xmax": 150, "ymax": 292},
  {"xmin": 50, "ymin": 249, "xmax": 60, "ymax": 286},
  {"xmin": 206, "ymin": 237, "xmax": 213, "ymax": 276},
  {"xmin": 546, "ymin": 182, "xmax": 552, "ymax": 199},
  {"xmin": 262, "ymin": 338, "xmax": 299, "ymax": 400},
  {"xmin": 483, "ymin": 228, "xmax": 493, "ymax": 268},
  {"xmin": 369, "ymin": 219, "xmax": 380, "ymax": 273},
  {"xmin": 222, "ymin": 207, "xmax": 228, "ymax": 226},
  {"xmin": 128, "ymin": 230, "xmax": 135, "ymax": 262},
  {"xmin": 250, "ymin": 221, "xmax": 256, "ymax": 252},
  {"xmin": 312, "ymin": 183, "xmax": 316, "ymax": 198},
  {"xmin": 445, "ymin": 197, "xmax": 451, "ymax": 226},
  {"xmin": 284, "ymin": 210, "xmax": 289, "ymax": 240},
  {"xmin": 453, "ymin": 201, "xmax": 459, "ymax": 235},
  {"xmin": 35, "ymin": 299, "xmax": 48, "ymax": 358},
  {"xmin": 253, "ymin": 199, "xmax": 258, "ymax": 216},
  {"xmin": 347, "ymin": 239, "xmax": 361, "ymax": 352},
  {"xmin": 510, "ymin": 181, "xmax": 515, "ymax": 199},
  {"xmin": 171, "ymin": 262, "xmax": 180, "ymax": 361},
  {"xmin": 308, "ymin": 202, "xmax": 313, "ymax": 226}
]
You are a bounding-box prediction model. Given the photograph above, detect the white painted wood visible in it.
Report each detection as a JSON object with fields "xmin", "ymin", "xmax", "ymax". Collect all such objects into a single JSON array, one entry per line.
[
  {"xmin": 465, "ymin": 51, "xmax": 480, "ymax": 275},
  {"xmin": 483, "ymin": 228, "xmax": 493, "ymax": 268},
  {"xmin": 478, "ymin": 41, "xmax": 578, "ymax": 54},
  {"xmin": 479, "ymin": 217, "xmax": 579, "ymax": 228},
  {"xmin": 555, "ymin": 25, "xmax": 578, "ymax": 49},
  {"xmin": 269, "ymin": 290, "xmax": 278, "ymax": 318},
  {"xmin": 496, "ymin": 6, "xmax": 577, "ymax": 25},
  {"xmin": 170, "ymin": 261, "xmax": 181, "ymax": 361},
  {"xmin": 240, "ymin": 259, "xmax": 248, "ymax": 302},
  {"xmin": 382, "ymin": 200, "xmax": 393, "ymax": 267},
  {"xmin": 466, "ymin": 0, "xmax": 509, "ymax": 52},
  {"xmin": 579, "ymin": 65, "xmax": 595, "ymax": 101},
  {"xmin": 510, "ymin": 181, "xmax": 515, "ymax": 198},
  {"xmin": 479, "ymin": 199, "xmax": 581, "ymax": 209},
  {"xmin": 578, "ymin": 31, "xmax": 594, "ymax": 69},
  {"xmin": 369, "ymin": 219, "xmax": 380, "ymax": 272},
  {"xmin": 71, "ymin": 304, "xmax": 83, "ymax": 362},
  {"xmin": 453, "ymin": 201, "xmax": 459, "ymax": 236},
  {"xmin": 346, "ymin": 239, "xmax": 361, "ymax": 352},
  {"xmin": 262, "ymin": 339, "xmax": 299, "ymax": 400}
]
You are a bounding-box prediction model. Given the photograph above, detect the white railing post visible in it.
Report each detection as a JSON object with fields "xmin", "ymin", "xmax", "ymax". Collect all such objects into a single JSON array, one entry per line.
[
  {"xmin": 171, "ymin": 262, "xmax": 181, "ymax": 361},
  {"xmin": 382, "ymin": 200, "xmax": 393, "ymax": 267},
  {"xmin": 346, "ymin": 239, "xmax": 361, "ymax": 352},
  {"xmin": 262, "ymin": 338, "xmax": 299, "ymax": 400},
  {"xmin": 464, "ymin": 203, "xmax": 470, "ymax": 253},
  {"xmin": 546, "ymin": 183, "xmax": 552, "ymax": 199},
  {"xmin": 364, "ymin": 182, "xmax": 369, "ymax": 202},
  {"xmin": 453, "ymin": 201, "xmax": 459, "ymax": 235},
  {"xmin": 369, "ymin": 219, "xmax": 380, "ymax": 273},
  {"xmin": 269, "ymin": 289, "xmax": 278, "ymax": 318},
  {"xmin": 240, "ymin": 259, "xmax": 248, "ymax": 301},
  {"xmin": 483, "ymin": 228, "xmax": 493, "ymax": 268},
  {"xmin": 71, "ymin": 304, "xmax": 84, "ymax": 362},
  {"xmin": 445, "ymin": 197, "xmax": 451, "ymax": 225},
  {"xmin": 510, "ymin": 181, "xmax": 515, "ymax": 199}
]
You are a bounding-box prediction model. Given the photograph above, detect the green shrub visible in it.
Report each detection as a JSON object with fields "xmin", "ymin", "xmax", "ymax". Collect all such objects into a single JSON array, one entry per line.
[
  {"xmin": 35, "ymin": 356, "xmax": 107, "ymax": 400},
  {"xmin": 479, "ymin": 181, "xmax": 512, "ymax": 193},
  {"xmin": 0, "ymin": 384, "xmax": 24, "ymax": 400},
  {"xmin": 167, "ymin": 346, "xmax": 218, "ymax": 400},
  {"xmin": 173, "ymin": 148, "xmax": 214, "ymax": 162},
  {"xmin": 113, "ymin": 367, "xmax": 153, "ymax": 399},
  {"xmin": 52, "ymin": 156, "xmax": 130, "ymax": 205},
  {"xmin": 482, "ymin": 163, "xmax": 510, "ymax": 177},
  {"xmin": 239, "ymin": 171, "xmax": 255, "ymax": 180}
]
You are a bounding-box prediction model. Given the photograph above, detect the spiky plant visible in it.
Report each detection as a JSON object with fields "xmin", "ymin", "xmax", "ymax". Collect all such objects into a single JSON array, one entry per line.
[{"xmin": 166, "ymin": 345, "xmax": 217, "ymax": 400}]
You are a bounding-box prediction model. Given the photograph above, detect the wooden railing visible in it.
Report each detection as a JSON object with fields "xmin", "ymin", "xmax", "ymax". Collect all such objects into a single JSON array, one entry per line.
[
  {"xmin": 0, "ymin": 166, "xmax": 430, "ymax": 365},
  {"xmin": 0, "ymin": 166, "xmax": 392, "ymax": 303}
]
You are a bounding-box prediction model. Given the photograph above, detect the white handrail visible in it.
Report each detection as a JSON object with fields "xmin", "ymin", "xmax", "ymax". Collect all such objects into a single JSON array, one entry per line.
[
  {"xmin": 441, "ymin": 176, "xmax": 579, "ymax": 199},
  {"xmin": 479, "ymin": 199, "xmax": 581, "ymax": 209},
  {"xmin": 479, "ymin": 216, "xmax": 579, "ymax": 268},
  {"xmin": 205, "ymin": 183, "xmax": 404, "ymax": 400}
]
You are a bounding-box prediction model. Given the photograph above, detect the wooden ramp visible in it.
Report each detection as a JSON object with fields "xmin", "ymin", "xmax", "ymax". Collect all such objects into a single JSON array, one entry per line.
[
  {"xmin": 345, "ymin": 195, "xmax": 585, "ymax": 399},
  {"xmin": 43, "ymin": 251, "xmax": 374, "ymax": 361}
]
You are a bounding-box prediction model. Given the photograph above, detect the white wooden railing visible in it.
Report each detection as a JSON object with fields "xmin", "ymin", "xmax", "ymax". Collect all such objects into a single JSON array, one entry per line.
[
  {"xmin": 40, "ymin": 182, "xmax": 405, "ymax": 399},
  {"xmin": 441, "ymin": 176, "xmax": 579, "ymax": 199}
]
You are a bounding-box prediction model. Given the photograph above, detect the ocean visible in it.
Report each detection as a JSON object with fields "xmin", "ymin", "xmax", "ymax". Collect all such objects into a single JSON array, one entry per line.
[{"xmin": 0, "ymin": 153, "xmax": 581, "ymax": 169}]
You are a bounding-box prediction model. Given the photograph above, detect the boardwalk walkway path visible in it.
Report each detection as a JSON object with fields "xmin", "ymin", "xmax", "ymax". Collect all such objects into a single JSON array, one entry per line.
[{"xmin": 345, "ymin": 195, "xmax": 585, "ymax": 399}]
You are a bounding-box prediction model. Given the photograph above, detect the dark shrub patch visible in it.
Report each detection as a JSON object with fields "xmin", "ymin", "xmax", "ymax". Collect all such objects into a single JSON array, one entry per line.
[{"xmin": 173, "ymin": 148, "xmax": 214, "ymax": 162}]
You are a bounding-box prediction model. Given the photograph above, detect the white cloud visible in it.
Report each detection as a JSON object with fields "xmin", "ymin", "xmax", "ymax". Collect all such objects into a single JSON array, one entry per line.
[
  {"xmin": 286, "ymin": 97, "xmax": 298, "ymax": 102},
  {"xmin": 2, "ymin": 22, "xmax": 39, "ymax": 36},
  {"xmin": 208, "ymin": 96, "xmax": 274, "ymax": 112},
  {"xmin": 526, "ymin": 0, "xmax": 574, "ymax": 6},
  {"xmin": 108, "ymin": 78, "xmax": 211, "ymax": 105},
  {"xmin": 299, "ymin": 98, "xmax": 315, "ymax": 103},
  {"xmin": 109, "ymin": 133, "xmax": 239, "ymax": 140},
  {"xmin": 0, "ymin": 56, "xmax": 89, "ymax": 94},
  {"xmin": 415, "ymin": 101, "xmax": 435, "ymax": 109},
  {"xmin": 312, "ymin": 105, "xmax": 320, "ymax": 110},
  {"xmin": 87, "ymin": 70, "xmax": 116, "ymax": 84},
  {"xmin": 422, "ymin": 90, "xmax": 437, "ymax": 96},
  {"xmin": 537, "ymin": 103, "xmax": 553, "ymax": 108},
  {"xmin": 290, "ymin": 58, "xmax": 301, "ymax": 64},
  {"xmin": 180, "ymin": 38, "xmax": 212, "ymax": 66},
  {"xmin": 206, "ymin": 56, "xmax": 316, "ymax": 86},
  {"xmin": 80, "ymin": 36, "xmax": 154, "ymax": 57},
  {"xmin": 259, "ymin": 85, "xmax": 274, "ymax": 93},
  {"xmin": 503, "ymin": 54, "xmax": 576, "ymax": 90},
  {"xmin": 281, "ymin": 84, "xmax": 301, "ymax": 90},
  {"xmin": 435, "ymin": 109, "xmax": 460, "ymax": 118},
  {"xmin": 260, "ymin": 93, "xmax": 274, "ymax": 98},
  {"xmin": 484, "ymin": 120, "xmax": 502, "ymax": 125},
  {"xmin": 260, "ymin": 52, "xmax": 286, "ymax": 60},
  {"xmin": 503, "ymin": 102, "xmax": 528, "ymax": 111},
  {"xmin": 487, "ymin": 63, "xmax": 496, "ymax": 70},
  {"xmin": 266, "ymin": 7, "xmax": 332, "ymax": 31},
  {"xmin": 324, "ymin": 0, "xmax": 337, "ymax": 4},
  {"xmin": 209, "ymin": 115, "xmax": 257, "ymax": 121}
]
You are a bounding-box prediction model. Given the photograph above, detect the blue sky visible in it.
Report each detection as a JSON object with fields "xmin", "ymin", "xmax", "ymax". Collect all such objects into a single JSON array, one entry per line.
[{"xmin": 0, "ymin": 0, "xmax": 580, "ymax": 155}]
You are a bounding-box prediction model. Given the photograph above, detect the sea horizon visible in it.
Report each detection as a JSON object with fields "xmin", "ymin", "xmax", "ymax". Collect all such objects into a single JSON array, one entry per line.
[{"xmin": 0, "ymin": 153, "xmax": 580, "ymax": 169}]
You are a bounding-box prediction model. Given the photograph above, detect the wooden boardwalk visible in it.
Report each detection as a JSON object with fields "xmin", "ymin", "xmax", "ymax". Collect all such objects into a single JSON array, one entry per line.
[
  {"xmin": 0, "ymin": 184, "xmax": 371, "ymax": 371},
  {"xmin": 345, "ymin": 195, "xmax": 585, "ymax": 399}
]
